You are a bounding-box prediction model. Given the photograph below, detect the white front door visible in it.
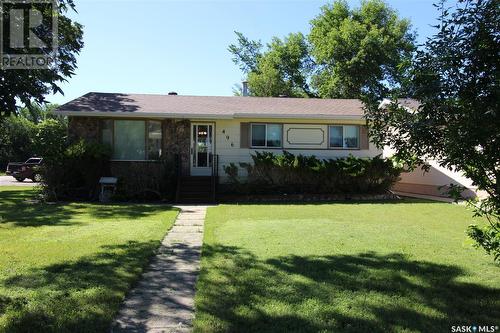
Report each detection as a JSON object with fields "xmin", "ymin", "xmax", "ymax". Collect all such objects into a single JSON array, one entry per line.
[{"xmin": 190, "ymin": 123, "xmax": 214, "ymax": 176}]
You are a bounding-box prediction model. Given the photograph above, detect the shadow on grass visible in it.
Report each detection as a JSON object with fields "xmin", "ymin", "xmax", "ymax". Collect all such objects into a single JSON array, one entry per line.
[
  {"xmin": 0, "ymin": 189, "xmax": 74, "ymax": 227},
  {"xmin": 217, "ymin": 197, "xmax": 440, "ymax": 206},
  {"xmin": 0, "ymin": 189, "xmax": 175, "ymax": 227},
  {"xmin": 0, "ymin": 240, "xmax": 161, "ymax": 333},
  {"xmin": 87, "ymin": 203, "xmax": 177, "ymax": 220},
  {"xmin": 195, "ymin": 244, "xmax": 500, "ymax": 333}
]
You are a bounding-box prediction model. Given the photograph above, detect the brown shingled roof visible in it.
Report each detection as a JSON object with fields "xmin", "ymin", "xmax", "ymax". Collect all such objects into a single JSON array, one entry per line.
[{"xmin": 55, "ymin": 92, "xmax": 366, "ymax": 119}]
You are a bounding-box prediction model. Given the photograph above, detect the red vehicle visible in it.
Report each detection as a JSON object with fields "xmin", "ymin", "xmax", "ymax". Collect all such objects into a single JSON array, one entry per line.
[{"xmin": 5, "ymin": 158, "xmax": 43, "ymax": 182}]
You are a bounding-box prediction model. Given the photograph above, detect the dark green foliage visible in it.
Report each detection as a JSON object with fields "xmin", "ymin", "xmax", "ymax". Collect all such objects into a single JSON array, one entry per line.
[
  {"xmin": 468, "ymin": 222, "xmax": 500, "ymax": 262},
  {"xmin": 40, "ymin": 140, "xmax": 111, "ymax": 201},
  {"xmin": 228, "ymin": 31, "xmax": 263, "ymax": 73},
  {"xmin": 0, "ymin": 117, "xmax": 36, "ymax": 169},
  {"xmin": 223, "ymin": 163, "xmax": 240, "ymax": 184},
  {"xmin": 32, "ymin": 119, "xmax": 68, "ymax": 161},
  {"xmin": 363, "ymin": 0, "xmax": 500, "ymax": 261},
  {"xmin": 0, "ymin": 1, "xmax": 83, "ymax": 118},
  {"xmin": 18, "ymin": 104, "xmax": 61, "ymax": 124},
  {"xmin": 226, "ymin": 151, "xmax": 401, "ymax": 194},
  {"xmin": 111, "ymin": 158, "xmax": 178, "ymax": 202},
  {"xmin": 229, "ymin": 0, "xmax": 415, "ymax": 98},
  {"xmin": 245, "ymin": 33, "xmax": 315, "ymax": 98},
  {"xmin": 0, "ymin": 105, "xmax": 62, "ymax": 170}
]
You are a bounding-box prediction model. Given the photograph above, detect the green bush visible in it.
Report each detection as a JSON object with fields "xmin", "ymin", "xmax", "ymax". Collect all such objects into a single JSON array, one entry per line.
[
  {"xmin": 228, "ymin": 151, "xmax": 401, "ymax": 195},
  {"xmin": 0, "ymin": 117, "xmax": 36, "ymax": 169},
  {"xmin": 0, "ymin": 105, "xmax": 61, "ymax": 170},
  {"xmin": 33, "ymin": 119, "xmax": 68, "ymax": 161},
  {"xmin": 468, "ymin": 222, "xmax": 500, "ymax": 262},
  {"xmin": 40, "ymin": 140, "xmax": 111, "ymax": 201},
  {"xmin": 111, "ymin": 157, "xmax": 177, "ymax": 201}
]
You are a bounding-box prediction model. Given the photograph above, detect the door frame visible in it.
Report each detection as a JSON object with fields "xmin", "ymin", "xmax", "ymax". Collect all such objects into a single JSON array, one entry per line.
[{"xmin": 190, "ymin": 122, "xmax": 215, "ymax": 176}]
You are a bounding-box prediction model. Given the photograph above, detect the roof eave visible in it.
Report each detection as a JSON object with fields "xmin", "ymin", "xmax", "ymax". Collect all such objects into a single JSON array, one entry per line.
[
  {"xmin": 232, "ymin": 113, "xmax": 362, "ymax": 120},
  {"xmin": 54, "ymin": 110, "xmax": 364, "ymax": 120},
  {"xmin": 53, "ymin": 110, "xmax": 234, "ymax": 119}
]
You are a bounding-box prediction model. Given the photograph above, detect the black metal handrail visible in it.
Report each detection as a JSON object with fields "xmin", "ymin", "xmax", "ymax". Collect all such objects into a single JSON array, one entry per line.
[
  {"xmin": 175, "ymin": 154, "xmax": 181, "ymax": 202},
  {"xmin": 211, "ymin": 154, "xmax": 219, "ymax": 202}
]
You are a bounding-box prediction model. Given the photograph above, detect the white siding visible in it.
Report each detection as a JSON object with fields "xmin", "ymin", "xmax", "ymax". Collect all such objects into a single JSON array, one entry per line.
[{"xmin": 205, "ymin": 118, "xmax": 382, "ymax": 182}]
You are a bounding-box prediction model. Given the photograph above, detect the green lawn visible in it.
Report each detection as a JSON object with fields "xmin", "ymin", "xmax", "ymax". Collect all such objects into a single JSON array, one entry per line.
[
  {"xmin": 195, "ymin": 201, "xmax": 500, "ymax": 333},
  {"xmin": 0, "ymin": 187, "xmax": 178, "ymax": 333}
]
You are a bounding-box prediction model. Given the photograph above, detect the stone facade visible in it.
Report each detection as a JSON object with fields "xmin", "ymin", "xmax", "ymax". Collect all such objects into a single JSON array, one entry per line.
[
  {"xmin": 68, "ymin": 117, "xmax": 100, "ymax": 143},
  {"xmin": 110, "ymin": 161, "xmax": 176, "ymax": 200},
  {"xmin": 163, "ymin": 119, "xmax": 190, "ymax": 175},
  {"xmin": 67, "ymin": 116, "xmax": 191, "ymax": 198}
]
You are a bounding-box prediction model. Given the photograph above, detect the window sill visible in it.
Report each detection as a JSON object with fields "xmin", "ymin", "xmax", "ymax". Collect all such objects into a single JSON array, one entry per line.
[{"xmin": 110, "ymin": 159, "xmax": 162, "ymax": 162}]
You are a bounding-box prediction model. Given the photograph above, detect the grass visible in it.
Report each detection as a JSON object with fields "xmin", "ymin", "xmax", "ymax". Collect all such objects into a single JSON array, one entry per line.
[
  {"xmin": 0, "ymin": 187, "xmax": 178, "ymax": 333},
  {"xmin": 194, "ymin": 200, "xmax": 500, "ymax": 333}
]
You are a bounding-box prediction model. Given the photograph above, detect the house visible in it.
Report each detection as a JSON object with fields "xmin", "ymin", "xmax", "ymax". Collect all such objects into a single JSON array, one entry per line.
[
  {"xmin": 55, "ymin": 92, "xmax": 381, "ymax": 201},
  {"xmin": 390, "ymin": 159, "xmax": 484, "ymax": 199},
  {"xmin": 380, "ymin": 99, "xmax": 483, "ymax": 200}
]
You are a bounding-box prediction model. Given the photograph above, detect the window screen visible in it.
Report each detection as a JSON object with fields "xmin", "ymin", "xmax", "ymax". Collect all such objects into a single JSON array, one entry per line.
[
  {"xmin": 251, "ymin": 124, "xmax": 266, "ymax": 147},
  {"xmin": 329, "ymin": 126, "xmax": 343, "ymax": 148},
  {"xmin": 147, "ymin": 121, "xmax": 162, "ymax": 160},
  {"xmin": 266, "ymin": 124, "xmax": 282, "ymax": 147},
  {"xmin": 113, "ymin": 120, "xmax": 145, "ymax": 160},
  {"xmin": 344, "ymin": 125, "xmax": 359, "ymax": 148}
]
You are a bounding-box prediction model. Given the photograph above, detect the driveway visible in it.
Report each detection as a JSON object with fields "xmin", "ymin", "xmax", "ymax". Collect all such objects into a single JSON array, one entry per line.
[{"xmin": 0, "ymin": 176, "xmax": 38, "ymax": 186}]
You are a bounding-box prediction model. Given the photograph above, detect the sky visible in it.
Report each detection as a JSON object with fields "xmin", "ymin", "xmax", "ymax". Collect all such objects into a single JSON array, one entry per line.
[{"xmin": 49, "ymin": 0, "xmax": 439, "ymax": 105}]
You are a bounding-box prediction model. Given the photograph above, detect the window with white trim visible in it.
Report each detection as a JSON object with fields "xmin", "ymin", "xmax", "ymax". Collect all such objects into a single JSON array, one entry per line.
[
  {"xmin": 251, "ymin": 123, "xmax": 282, "ymax": 148},
  {"xmin": 101, "ymin": 120, "xmax": 162, "ymax": 160},
  {"xmin": 329, "ymin": 125, "xmax": 360, "ymax": 149}
]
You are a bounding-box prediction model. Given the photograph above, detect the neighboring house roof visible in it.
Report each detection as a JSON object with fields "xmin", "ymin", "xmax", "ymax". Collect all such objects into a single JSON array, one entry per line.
[
  {"xmin": 379, "ymin": 98, "xmax": 421, "ymax": 111},
  {"xmin": 55, "ymin": 92, "xmax": 366, "ymax": 120}
]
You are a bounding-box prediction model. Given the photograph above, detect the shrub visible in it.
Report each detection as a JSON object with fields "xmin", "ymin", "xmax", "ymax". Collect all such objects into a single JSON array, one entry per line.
[
  {"xmin": 223, "ymin": 163, "xmax": 240, "ymax": 184},
  {"xmin": 40, "ymin": 140, "xmax": 111, "ymax": 201},
  {"xmin": 33, "ymin": 119, "xmax": 67, "ymax": 161},
  {"xmin": 229, "ymin": 151, "xmax": 401, "ymax": 195},
  {"xmin": 0, "ymin": 116, "xmax": 36, "ymax": 169},
  {"xmin": 110, "ymin": 157, "xmax": 177, "ymax": 201},
  {"xmin": 468, "ymin": 222, "xmax": 500, "ymax": 262}
]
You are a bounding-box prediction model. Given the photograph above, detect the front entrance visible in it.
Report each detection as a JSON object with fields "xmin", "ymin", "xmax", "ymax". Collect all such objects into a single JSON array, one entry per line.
[{"xmin": 190, "ymin": 123, "xmax": 214, "ymax": 176}]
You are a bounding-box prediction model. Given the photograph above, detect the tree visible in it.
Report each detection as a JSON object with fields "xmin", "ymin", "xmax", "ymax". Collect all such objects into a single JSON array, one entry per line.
[
  {"xmin": 228, "ymin": 31, "xmax": 263, "ymax": 74},
  {"xmin": 18, "ymin": 103, "xmax": 60, "ymax": 124},
  {"xmin": 33, "ymin": 119, "xmax": 68, "ymax": 161},
  {"xmin": 0, "ymin": 1, "xmax": 83, "ymax": 118},
  {"xmin": 228, "ymin": 0, "xmax": 415, "ymax": 98},
  {"xmin": 309, "ymin": 0, "xmax": 415, "ymax": 98},
  {"xmin": 230, "ymin": 32, "xmax": 314, "ymax": 97},
  {"xmin": 0, "ymin": 103, "xmax": 61, "ymax": 169},
  {"xmin": 248, "ymin": 33, "xmax": 314, "ymax": 97},
  {"xmin": 0, "ymin": 116, "xmax": 36, "ymax": 168},
  {"xmin": 363, "ymin": 0, "xmax": 500, "ymax": 261}
]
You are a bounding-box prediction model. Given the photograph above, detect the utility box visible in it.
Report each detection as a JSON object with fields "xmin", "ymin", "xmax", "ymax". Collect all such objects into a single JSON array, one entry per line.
[{"xmin": 99, "ymin": 177, "xmax": 118, "ymax": 202}]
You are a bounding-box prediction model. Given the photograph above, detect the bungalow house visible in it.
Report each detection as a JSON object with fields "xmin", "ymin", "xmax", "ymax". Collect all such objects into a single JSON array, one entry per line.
[{"xmin": 55, "ymin": 92, "xmax": 379, "ymax": 201}]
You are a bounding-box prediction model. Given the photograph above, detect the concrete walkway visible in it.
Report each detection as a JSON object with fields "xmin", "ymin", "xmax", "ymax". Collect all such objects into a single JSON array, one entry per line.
[{"xmin": 112, "ymin": 205, "xmax": 207, "ymax": 333}]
